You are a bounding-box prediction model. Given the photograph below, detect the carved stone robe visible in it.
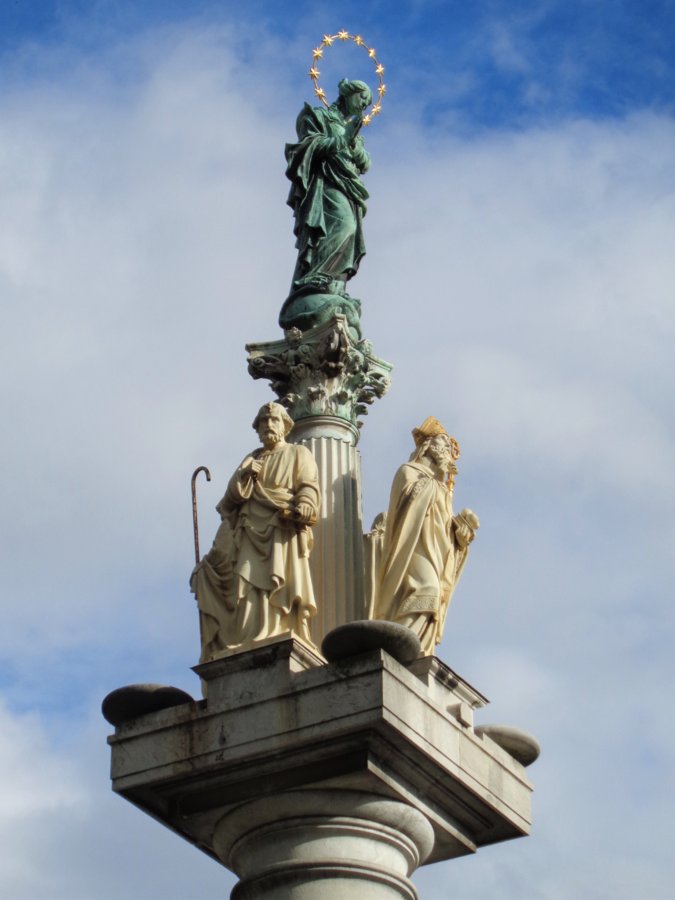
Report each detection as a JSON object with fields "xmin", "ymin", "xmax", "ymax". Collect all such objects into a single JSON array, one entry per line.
[
  {"xmin": 374, "ymin": 461, "xmax": 470, "ymax": 655},
  {"xmin": 192, "ymin": 442, "xmax": 320, "ymax": 661}
]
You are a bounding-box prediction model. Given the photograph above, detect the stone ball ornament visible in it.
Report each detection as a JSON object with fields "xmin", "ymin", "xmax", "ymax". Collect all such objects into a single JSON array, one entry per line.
[
  {"xmin": 101, "ymin": 683, "xmax": 194, "ymax": 727},
  {"xmin": 474, "ymin": 724, "xmax": 541, "ymax": 767},
  {"xmin": 322, "ymin": 619, "xmax": 421, "ymax": 666}
]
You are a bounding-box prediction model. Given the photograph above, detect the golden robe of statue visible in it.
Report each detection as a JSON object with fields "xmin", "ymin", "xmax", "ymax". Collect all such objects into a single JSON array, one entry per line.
[{"xmin": 373, "ymin": 419, "xmax": 479, "ymax": 655}]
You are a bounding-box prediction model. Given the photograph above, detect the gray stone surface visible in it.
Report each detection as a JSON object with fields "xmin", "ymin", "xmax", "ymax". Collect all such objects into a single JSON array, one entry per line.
[
  {"xmin": 101, "ymin": 684, "xmax": 194, "ymax": 726},
  {"xmin": 291, "ymin": 415, "xmax": 359, "ymax": 444},
  {"xmin": 322, "ymin": 620, "xmax": 421, "ymax": 666},
  {"xmin": 409, "ymin": 656, "xmax": 488, "ymax": 726},
  {"xmin": 214, "ymin": 789, "xmax": 434, "ymax": 899},
  {"xmin": 474, "ymin": 725, "xmax": 541, "ymax": 767},
  {"xmin": 105, "ymin": 637, "xmax": 534, "ymax": 890}
]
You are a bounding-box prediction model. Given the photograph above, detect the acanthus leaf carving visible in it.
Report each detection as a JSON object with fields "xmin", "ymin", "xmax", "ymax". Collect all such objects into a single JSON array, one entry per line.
[{"xmin": 246, "ymin": 315, "xmax": 392, "ymax": 430}]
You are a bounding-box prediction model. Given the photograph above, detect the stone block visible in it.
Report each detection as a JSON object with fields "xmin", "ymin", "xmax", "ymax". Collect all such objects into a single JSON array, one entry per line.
[{"xmin": 106, "ymin": 638, "xmax": 534, "ymax": 886}]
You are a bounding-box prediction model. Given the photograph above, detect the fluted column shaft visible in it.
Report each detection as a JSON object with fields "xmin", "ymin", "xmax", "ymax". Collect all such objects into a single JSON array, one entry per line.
[{"xmin": 290, "ymin": 417, "xmax": 365, "ymax": 648}]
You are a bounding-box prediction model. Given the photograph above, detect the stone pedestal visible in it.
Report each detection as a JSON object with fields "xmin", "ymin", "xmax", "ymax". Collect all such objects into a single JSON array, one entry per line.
[{"xmin": 105, "ymin": 638, "xmax": 534, "ymax": 898}]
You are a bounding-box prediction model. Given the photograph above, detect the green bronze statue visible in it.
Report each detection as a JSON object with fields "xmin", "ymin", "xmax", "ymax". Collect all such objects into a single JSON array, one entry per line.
[{"xmin": 281, "ymin": 79, "xmax": 372, "ymax": 337}]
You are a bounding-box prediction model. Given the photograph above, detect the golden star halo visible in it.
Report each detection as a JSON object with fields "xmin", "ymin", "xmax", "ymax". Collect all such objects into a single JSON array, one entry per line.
[{"xmin": 306, "ymin": 31, "xmax": 386, "ymax": 125}]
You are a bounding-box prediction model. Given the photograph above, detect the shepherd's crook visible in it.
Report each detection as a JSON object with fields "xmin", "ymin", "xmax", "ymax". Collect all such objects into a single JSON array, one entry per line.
[{"xmin": 191, "ymin": 466, "xmax": 211, "ymax": 565}]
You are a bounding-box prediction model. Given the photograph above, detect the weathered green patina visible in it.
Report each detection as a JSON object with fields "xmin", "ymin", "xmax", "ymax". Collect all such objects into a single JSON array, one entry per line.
[{"xmin": 281, "ymin": 79, "xmax": 372, "ymax": 337}]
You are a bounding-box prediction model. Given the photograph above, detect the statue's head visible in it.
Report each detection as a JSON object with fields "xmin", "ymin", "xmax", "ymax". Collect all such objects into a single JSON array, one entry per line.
[
  {"xmin": 425, "ymin": 434, "xmax": 457, "ymax": 477},
  {"xmin": 337, "ymin": 78, "xmax": 372, "ymax": 117},
  {"xmin": 253, "ymin": 402, "xmax": 294, "ymax": 448},
  {"xmin": 410, "ymin": 417, "xmax": 459, "ymax": 479}
]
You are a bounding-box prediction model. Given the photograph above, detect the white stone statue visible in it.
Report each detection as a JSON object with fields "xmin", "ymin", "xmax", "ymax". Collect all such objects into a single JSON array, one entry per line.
[
  {"xmin": 191, "ymin": 402, "xmax": 320, "ymax": 661},
  {"xmin": 371, "ymin": 417, "xmax": 479, "ymax": 656}
]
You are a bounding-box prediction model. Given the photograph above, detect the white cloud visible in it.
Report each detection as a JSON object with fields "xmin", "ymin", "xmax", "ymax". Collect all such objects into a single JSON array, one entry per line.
[
  {"xmin": 362, "ymin": 113, "xmax": 675, "ymax": 513},
  {"xmin": 0, "ymin": 701, "xmax": 86, "ymax": 819},
  {"xmin": 0, "ymin": 700, "xmax": 88, "ymax": 895},
  {"xmin": 0, "ymin": 699, "xmax": 237, "ymax": 899}
]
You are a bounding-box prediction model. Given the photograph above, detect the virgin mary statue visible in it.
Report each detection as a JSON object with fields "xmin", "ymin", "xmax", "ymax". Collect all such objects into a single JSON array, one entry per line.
[{"xmin": 281, "ymin": 78, "xmax": 372, "ymax": 336}]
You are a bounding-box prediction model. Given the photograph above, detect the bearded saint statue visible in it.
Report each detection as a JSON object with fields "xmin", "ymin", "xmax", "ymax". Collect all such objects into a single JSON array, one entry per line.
[
  {"xmin": 371, "ymin": 417, "xmax": 480, "ymax": 656},
  {"xmin": 191, "ymin": 402, "xmax": 320, "ymax": 661}
]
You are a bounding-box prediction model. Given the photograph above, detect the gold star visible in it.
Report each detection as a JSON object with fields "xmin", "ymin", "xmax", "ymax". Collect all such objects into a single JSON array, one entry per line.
[
  {"xmin": 337, "ymin": 30, "xmax": 350, "ymax": 41},
  {"xmin": 372, "ymin": 103, "xmax": 381, "ymax": 114},
  {"xmin": 375, "ymin": 63, "xmax": 384, "ymax": 75},
  {"xmin": 362, "ymin": 113, "xmax": 372, "ymax": 125},
  {"xmin": 309, "ymin": 67, "xmax": 320, "ymax": 79},
  {"xmin": 313, "ymin": 47, "xmax": 323, "ymax": 59},
  {"xmin": 314, "ymin": 86, "xmax": 326, "ymax": 99},
  {"xmin": 353, "ymin": 35, "xmax": 364, "ymax": 45},
  {"xmin": 368, "ymin": 47, "xmax": 377, "ymax": 58},
  {"xmin": 378, "ymin": 84, "xmax": 387, "ymax": 95},
  {"xmin": 322, "ymin": 34, "xmax": 334, "ymax": 45}
]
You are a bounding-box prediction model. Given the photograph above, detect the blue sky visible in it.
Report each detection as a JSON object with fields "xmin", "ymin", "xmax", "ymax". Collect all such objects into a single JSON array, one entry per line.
[
  {"xmin": 3, "ymin": 0, "xmax": 675, "ymax": 125},
  {"xmin": 1, "ymin": 1, "xmax": 674, "ymax": 898}
]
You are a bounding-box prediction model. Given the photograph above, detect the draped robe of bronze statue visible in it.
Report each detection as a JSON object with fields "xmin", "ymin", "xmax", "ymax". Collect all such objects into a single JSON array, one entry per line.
[{"xmin": 281, "ymin": 79, "xmax": 372, "ymax": 335}]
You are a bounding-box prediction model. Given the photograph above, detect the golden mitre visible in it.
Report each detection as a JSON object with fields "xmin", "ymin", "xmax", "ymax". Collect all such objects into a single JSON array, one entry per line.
[
  {"xmin": 412, "ymin": 417, "xmax": 461, "ymax": 461},
  {"xmin": 412, "ymin": 416, "xmax": 448, "ymax": 446}
]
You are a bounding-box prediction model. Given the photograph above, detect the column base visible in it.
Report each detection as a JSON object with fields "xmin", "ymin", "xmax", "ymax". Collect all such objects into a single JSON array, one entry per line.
[{"xmin": 213, "ymin": 790, "xmax": 434, "ymax": 900}]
